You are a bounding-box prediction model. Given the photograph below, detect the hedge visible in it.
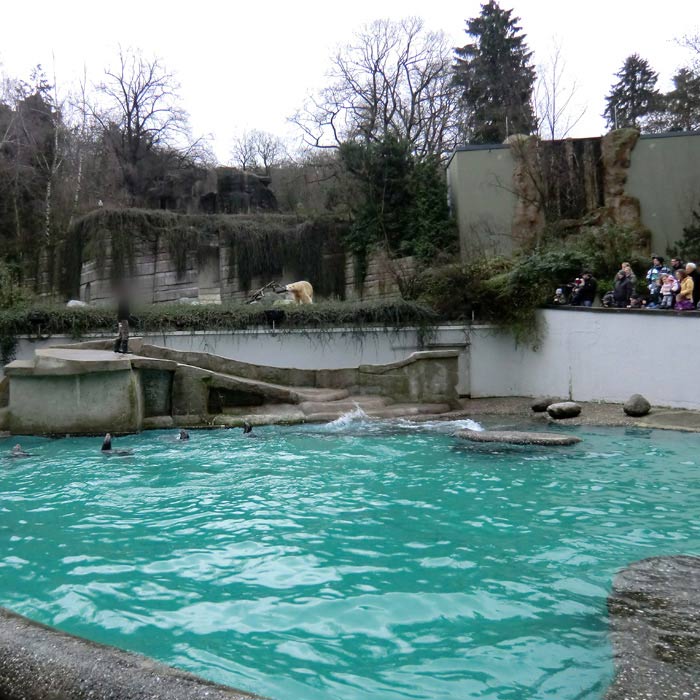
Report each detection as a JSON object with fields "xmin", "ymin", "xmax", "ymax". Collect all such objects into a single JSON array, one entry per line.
[{"xmin": 0, "ymin": 300, "xmax": 440, "ymax": 364}]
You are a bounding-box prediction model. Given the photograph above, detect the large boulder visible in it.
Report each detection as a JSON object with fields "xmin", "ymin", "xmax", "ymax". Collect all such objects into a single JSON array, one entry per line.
[
  {"xmin": 623, "ymin": 394, "xmax": 651, "ymax": 417},
  {"xmin": 547, "ymin": 401, "xmax": 581, "ymax": 419},
  {"xmin": 531, "ymin": 397, "xmax": 560, "ymax": 413},
  {"xmin": 606, "ymin": 555, "xmax": 700, "ymax": 700}
]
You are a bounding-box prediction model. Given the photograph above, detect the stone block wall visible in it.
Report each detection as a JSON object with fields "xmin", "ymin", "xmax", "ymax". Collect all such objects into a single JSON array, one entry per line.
[
  {"xmin": 345, "ymin": 249, "xmax": 417, "ymax": 301},
  {"xmin": 80, "ymin": 235, "xmax": 411, "ymax": 305}
]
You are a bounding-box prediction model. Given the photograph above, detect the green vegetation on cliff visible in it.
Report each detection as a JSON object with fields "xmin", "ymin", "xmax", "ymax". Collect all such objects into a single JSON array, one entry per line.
[{"xmin": 68, "ymin": 209, "xmax": 349, "ymax": 298}]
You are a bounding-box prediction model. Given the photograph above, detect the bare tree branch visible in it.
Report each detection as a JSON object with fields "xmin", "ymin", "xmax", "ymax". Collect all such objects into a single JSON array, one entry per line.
[
  {"xmin": 534, "ymin": 39, "xmax": 587, "ymax": 140},
  {"xmin": 292, "ymin": 18, "xmax": 464, "ymax": 160}
]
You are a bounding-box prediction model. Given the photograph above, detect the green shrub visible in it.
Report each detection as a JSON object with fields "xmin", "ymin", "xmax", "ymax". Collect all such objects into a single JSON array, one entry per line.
[
  {"xmin": 0, "ymin": 261, "xmax": 32, "ymax": 311},
  {"xmin": 418, "ymin": 224, "xmax": 650, "ymax": 345},
  {"xmin": 339, "ymin": 136, "xmax": 458, "ymax": 289}
]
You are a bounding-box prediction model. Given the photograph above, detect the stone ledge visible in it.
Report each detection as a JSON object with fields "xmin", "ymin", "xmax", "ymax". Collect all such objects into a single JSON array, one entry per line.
[
  {"xmin": 0, "ymin": 607, "xmax": 261, "ymax": 700},
  {"xmin": 17, "ymin": 349, "xmax": 134, "ymax": 376},
  {"xmin": 359, "ymin": 349, "xmax": 460, "ymax": 374}
]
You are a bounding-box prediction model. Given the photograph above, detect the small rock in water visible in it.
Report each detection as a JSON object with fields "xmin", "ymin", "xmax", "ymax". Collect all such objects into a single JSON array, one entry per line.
[
  {"xmin": 531, "ymin": 397, "xmax": 560, "ymax": 413},
  {"xmin": 623, "ymin": 394, "xmax": 651, "ymax": 417},
  {"xmin": 547, "ymin": 401, "xmax": 581, "ymax": 419}
]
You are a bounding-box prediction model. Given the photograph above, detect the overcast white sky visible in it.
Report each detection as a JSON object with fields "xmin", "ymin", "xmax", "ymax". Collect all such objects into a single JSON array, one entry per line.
[{"xmin": 1, "ymin": 0, "xmax": 696, "ymax": 161}]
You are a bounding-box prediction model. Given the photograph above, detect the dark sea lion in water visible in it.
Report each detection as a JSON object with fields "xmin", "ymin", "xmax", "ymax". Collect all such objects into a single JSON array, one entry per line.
[
  {"xmin": 176, "ymin": 429, "xmax": 190, "ymax": 441},
  {"xmin": 243, "ymin": 422, "xmax": 259, "ymax": 437},
  {"xmin": 101, "ymin": 433, "xmax": 133, "ymax": 456}
]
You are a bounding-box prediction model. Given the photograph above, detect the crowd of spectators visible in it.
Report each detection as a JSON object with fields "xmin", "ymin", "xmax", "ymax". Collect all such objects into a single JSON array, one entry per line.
[{"xmin": 553, "ymin": 256, "xmax": 700, "ymax": 311}]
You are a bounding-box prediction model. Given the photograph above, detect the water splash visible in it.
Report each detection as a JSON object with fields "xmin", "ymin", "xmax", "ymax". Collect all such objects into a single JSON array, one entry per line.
[
  {"xmin": 320, "ymin": 407, "xmax": 484, "ymax": 435},
  {"xmin": 323, "ymin": 405, "xmax": 371, "ymax": 431},
  {"xmin": 396, "ymin": 417, "xmax": 484, "ymax": 433}
]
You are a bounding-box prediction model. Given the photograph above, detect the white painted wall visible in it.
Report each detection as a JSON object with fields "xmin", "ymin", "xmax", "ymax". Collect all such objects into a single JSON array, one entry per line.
[
  {"xmin": 10, "ymin": 310, "xmax": 695, "ymax": 409},
  {"xmin": 469, "ymin": 309, "xmax": 700, "ymax": 410}
]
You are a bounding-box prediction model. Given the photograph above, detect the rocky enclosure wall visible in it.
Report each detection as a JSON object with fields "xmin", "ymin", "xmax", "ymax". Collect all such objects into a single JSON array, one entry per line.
[
  {"xmin": 79, "ymin": 228, "xmax": 413, "ymax": 306},
  {"xmin": 448, "ymin": 130, "xmax": 700, "ymax": 258}
]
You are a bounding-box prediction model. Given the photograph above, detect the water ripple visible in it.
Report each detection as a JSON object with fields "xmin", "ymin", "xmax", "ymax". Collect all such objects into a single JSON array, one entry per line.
[{"xmin": 1, "ymin": 424, "xmax": 699, "ymax": 699}]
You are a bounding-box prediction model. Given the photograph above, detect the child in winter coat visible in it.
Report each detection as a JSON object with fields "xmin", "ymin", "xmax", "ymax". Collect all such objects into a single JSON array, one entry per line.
[{"xmin": 659, "ymin": 274, "xmax": 677, "ymax": 309}]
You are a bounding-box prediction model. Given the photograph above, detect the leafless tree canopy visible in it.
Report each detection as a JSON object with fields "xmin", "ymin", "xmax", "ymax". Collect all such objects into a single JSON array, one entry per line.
[
  {"xmin": 534, "ymin": 40, "xmax": 586, "ymax": 140},
  {"xmin": 94, "ymin": 48, "xmax": 204, "ymax": 197},
  {"xmin": 293, "ymin": 17, "xmax": 464, "ymax": 159},
  {"xmin": 252, "ymin": 130, "xmax": 285, "ymax": 174},
  {"xmin": 678, "ymin": 31, "xmax": 700, "ymax": 67},
  {"xmin": 230, "ymin": 131, "xmax": 258, "ymax": 171},
  {"xmin": 231, "ymin": 129, "xmax": 286, "ymax": 173}
]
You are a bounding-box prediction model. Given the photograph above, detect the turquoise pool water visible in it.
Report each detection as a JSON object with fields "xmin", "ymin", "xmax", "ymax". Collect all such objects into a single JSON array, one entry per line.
[{"xmin": 1, "ymin": 418, "xmax": 699, "ymax": 699}]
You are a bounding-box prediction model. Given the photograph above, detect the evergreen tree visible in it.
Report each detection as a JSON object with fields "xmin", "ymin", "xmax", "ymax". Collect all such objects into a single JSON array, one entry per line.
[
  {"xmin": 339, "ymin": 136, "xmax": 456, "ymax": 265},
  {"xmin": 454, "ymin": 1, "xmax": 536, "ymax": 144},
  {"xmin": 603, "ymin": 54, "xmax": 660, "ymax": 130},
  {"xmin": 665, "ymin": 67, "xmax": 700, "ymax": 132}
]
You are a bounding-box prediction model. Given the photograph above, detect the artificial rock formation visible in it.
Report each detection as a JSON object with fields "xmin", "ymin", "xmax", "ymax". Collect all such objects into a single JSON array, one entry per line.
[
  {"xmin": 0, "ymin": 607, "xmax": 259, "ymax": 700},
  {"xmin": 456, "ymin": 429, "xmax": 581, "ymax": 446},
  {"xmin": 506, "ymin": 128, "xmax": 646, "ymax": 248},
  {"xmin": 145, "ymin": 166, "xmax": 277, "ymax": 214},
  {"xmin": 506, "ymin": 134, "xmax": 546, "ymax": 245},
  {"xmin": 601, "ymin": 128, "xmax": 642, "ymax": 228}
]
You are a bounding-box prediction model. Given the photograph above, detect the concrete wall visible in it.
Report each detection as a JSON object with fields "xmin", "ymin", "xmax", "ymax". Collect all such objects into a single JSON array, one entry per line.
[
  {"xmin": 6, "ymin": 311, "xmax": 700, "ymax": 414},
  {"xmin": 8, "ymin": 370, "xmax": 144, "ymax": 434},
  {"xmin": 468, "ymin": 308, "xmax": 700, "ymax": 410},
  {"xmin": 4, "ymin": 327, "xmax": 471, "ymax": 396},
  {"xmin": 626, "ymin": 132, "xmax": 700, "ymax": 254},
  {"xmin": 447, "ymin": 145, "xmax": 516, "ymax": 259}
]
